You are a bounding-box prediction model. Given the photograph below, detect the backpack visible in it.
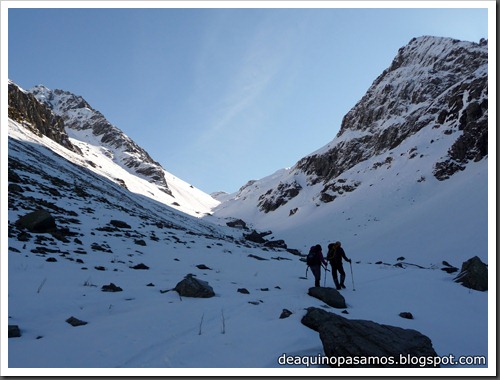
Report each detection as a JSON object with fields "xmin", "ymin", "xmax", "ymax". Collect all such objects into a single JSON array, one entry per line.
[{"xmin": 306, "ymin": 246, "xmax": 320, "ymax": 266}]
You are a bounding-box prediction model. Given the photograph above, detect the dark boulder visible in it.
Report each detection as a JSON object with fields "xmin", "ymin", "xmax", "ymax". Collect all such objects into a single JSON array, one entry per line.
[
  {"xmin": 196, "ymin": 264, "xmax": 212, "ymax": 270},
  {"xmin": 226, "ymin": 219, "xmax": 247, "ymax": 229},
  {"xmin": 308, "ymin": 287, "xmax": 347, "ymax": 309},
  {"xmin": 399, "ymin": 312, "xmax": 414, "ymax": 320},
  {"xmin": 9, "ymin": 325, "xmax": 21, "ymax": 338},
  {"xmin": 66, "ymin": 316, "xmax": 88, "ymax": 327},
  {"xmin": 101, "ymin": 283, "xmax": 123, "ymax": 292},
  {"xmin": 174, "ymin": 274, "xmax": 215, "ymax": 298},
  {"xmin": 15, "ymin": 209, "xmax": 56, "ymax": 233},
  {"xmin": 244, "ymin": 230, "xmax": 268, "ymax": 244},
  {"xmin": 130, "ymin": 263, "xmax": 149, "ymax": 270},
  {"xmin": 279, "ymin": 309, "xmax": 293, "ymax": 319},
  {"xmin": 109, "ymin": 220, "xmax": 131, "ymax": 229},
  {"xmin": 454, "ymin": 256, "xmax": 488, "ymax": 291},
  {"xmin": 302, "ymin": 307, "xmax": 439, "ymax": 368},
  {"xmin": 264, "ymin": 240, "xmax": 287, "ymax": 249}
]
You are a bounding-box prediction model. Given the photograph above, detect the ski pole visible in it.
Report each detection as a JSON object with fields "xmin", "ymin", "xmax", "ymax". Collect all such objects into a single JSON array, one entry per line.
[
  {"xmin": 323, "ymin": 266, "xmax": 327, "ymax": 287},
  {"xmin": 349, "ymin": 261, "xmax": 355, "ymax": 291}
]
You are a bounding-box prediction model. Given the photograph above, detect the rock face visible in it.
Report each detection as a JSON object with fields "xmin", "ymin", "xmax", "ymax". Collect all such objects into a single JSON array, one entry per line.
[
  {"xmin": 29, "ymin": 85, "xmax": 173, "ymax": 196},
  {"xmin": 302, "ymin": 307, "xmax": 439, "ymax": 368},
  {"xmin": 297, "ymin": 36, "xmax": 488, "ymax": 186},
  {"xmin": 221, "ymin": 36, "xmax": 488, "ymax": 215},
  {"xmin": 174, "ymin": 274, "xmax": 215, "ymax": 298},
  {"xmin": 454, "ymin": 256, "xmax": 488, "ymax": 291},
  {"xmin": 308, "ymin": 287, "xmax": 347, "ymax": 309},
  {"xmin": 8, "ymin": 81, "xmax": 81, "ymax": 154}
]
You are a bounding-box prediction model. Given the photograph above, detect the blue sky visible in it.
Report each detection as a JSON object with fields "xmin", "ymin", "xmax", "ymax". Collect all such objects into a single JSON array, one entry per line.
[{"xmin": 6, "ymin": 2, "xmax": 490, "ymax": 194}]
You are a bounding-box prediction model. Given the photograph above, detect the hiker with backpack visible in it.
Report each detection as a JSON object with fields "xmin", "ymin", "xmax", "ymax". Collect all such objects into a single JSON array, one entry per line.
[
  {"xmin": 326, "ymin": 241, "xmax": 351, "ymax": 290},
  {"xmin": 307, "ymin": 244, "xmax": 328, "ymax": 287}
]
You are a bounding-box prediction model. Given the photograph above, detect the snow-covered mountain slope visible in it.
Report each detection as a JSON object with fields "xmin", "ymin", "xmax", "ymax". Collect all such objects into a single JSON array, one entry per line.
[
  {"xmin": 211, "ymin": 36, "xmax": 489, "ymax": 266},
  {"xmin": 6, "ymin": 118, "xmax": 490, "ymax": 373},
  {"xmin": 11, "ymin": 82, "xmax": 219, "ymax": 217}
]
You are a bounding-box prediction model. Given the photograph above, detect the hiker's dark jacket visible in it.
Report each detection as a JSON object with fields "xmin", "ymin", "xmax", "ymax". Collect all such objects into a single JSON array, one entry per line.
[{"xmin": 327, "ymin": 246, "xmax": 349, "ymax": 267}]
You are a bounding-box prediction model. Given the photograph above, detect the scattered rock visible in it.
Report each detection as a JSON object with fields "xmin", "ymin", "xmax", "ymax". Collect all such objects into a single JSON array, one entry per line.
[
  {"xmin": 454, "ymin": 256, "xmax": 488, "ymax": 291},
  {"xmin": 196, "ymin": 264, "xmax": 212, "ymax": 270},
  {"xmin": 244, "ymin": 230, "xmax": 271, "ymax": 244},
  {"xmin": 226, "ymin": 219, "xmax": 247, "ymax": 229},
  {"xmin": 441, "ymin": 267, "xmax": 458, "ymax": 274},
  {"xmin": 237, "ymin": 288, "xmax": 250, "ymax": 294},
  {"xmin": 46, "ymin": 257, "xmax": 57, "ymax": 262},
  {"xmin": 279, "ymin": 309, "xmax": 293, "ymax": 319},
  {"xmin": 399, "ymin": 312, "xmax": 414, "ymax": 320},
  {"xmin": 110, "ymin": 220, "xmax": 131, "ymax": 229},
  {"xmin": 134, "ymin": 239, "xmax": 147, "ymax": 246},
  {"xmin": 264, "ymin": 240, "xmax": 287, "ymax": 249},
  {"xmin": 8, "ymin": 325, "xmax": 21, "ymax": 338},
  {"xmin": 9, "ymin": 183, "xmax": 24, "ymax": 193},
  {"xmin": 17, "ymin": 231, "xmax": 32, "ymax": 242},
  {"xmin": 174, "ymin": 274, "xmax": 215, "ymax": 298},
  {"xmin": 130, "ymin": 263, "xmax": 149, "ymax": 270},
  {"xmin": 397, "ymin": 256, "xmax": 405, "ymax": 261},
  {"xmin": 15, "ymin": 209, "xmax": 56, "ymax": 233},
  {"xmin": 248, "ymin": 254, "xmax": 268, "ymax": 261},
  {"xmin": 308, "ymin": 287, "xmax": 347, "ymax": 309},
  {"xmin": 301, "ymin": 307, "xmax": 439, "ymax": 367},
  {"xmin": 101, "ymin": 283, "xmax": 123, "ymax": 292},
  {"xmin": 66, "ymin": 316, "xmax": 88, "ymax": 327}
]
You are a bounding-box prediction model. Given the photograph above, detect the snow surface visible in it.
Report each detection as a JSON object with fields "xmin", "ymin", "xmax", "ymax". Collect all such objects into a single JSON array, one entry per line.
[{"xmin": 5, "ymin": 115, "xmax": 494, "ymax": 376}]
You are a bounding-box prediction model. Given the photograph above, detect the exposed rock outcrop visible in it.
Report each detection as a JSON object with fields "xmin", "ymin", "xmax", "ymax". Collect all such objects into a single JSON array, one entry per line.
[
  {"xmin": 29, "ymin": 85, "xmax": 173, "ymax": 196},
  {"xmin": 308, "ymin": 287, "xmax": 347, "ymax": 309},
  {"xmin": 174, "ymin": 274, "xmax": 215, "ymax": 298},
  {"xmin": 8, "ymin": 81, "xmax": 81, "ymax": 154},
  {"xmin": 302, "ymin": 307, "xmax": 439, "ymax": 368},
  {"xmin": 454, "ymin": 256, "xmax": 488, "ymax": 291}
]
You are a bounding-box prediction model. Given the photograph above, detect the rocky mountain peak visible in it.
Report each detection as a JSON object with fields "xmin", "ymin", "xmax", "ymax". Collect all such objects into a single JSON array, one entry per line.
[
  {"xmin": 218, "ymin": 36, "xmax": 488, "ymax": 215},
  {"xmin": 297, "ymin": 36, "xmax": 487, "ymax": 187},
  {"xmin": 8, "ymin": 81, "xmax": 81, "ymax": 155},
  {"xmin": 28, "ymin": 85, "xmax": 174, "ymax": 196}
]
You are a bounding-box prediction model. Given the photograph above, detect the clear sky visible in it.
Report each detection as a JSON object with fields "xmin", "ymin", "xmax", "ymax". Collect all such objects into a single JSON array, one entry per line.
[{"xmin": 6, "ymin": 2, "xmax": 490, "ymax": 194}]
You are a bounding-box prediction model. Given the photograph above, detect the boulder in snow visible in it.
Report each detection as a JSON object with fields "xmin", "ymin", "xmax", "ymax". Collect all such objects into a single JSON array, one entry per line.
[
  {"xmin": 15, "ymin": 209, "xmax": 56, "ymax": 233},
  {"xmin": 308, "ymin": 287, "xmax": 347, "ymax": 309},
  {"xmin": 454, "ymin": 256, "xmax": 488, "ymax": 291},
  {"xmin": 174, "ymin": 274, "xmax": 215, "ymax": 298},
  {"xmin": 66, "ymin": 316, "xmax": 88, "ymax": 327},
  {"xmin": 9, "ymin": 325, "xmax": 21, "ymax": 338},
  {"xmin": 101, "ymin": 283, "xmax": 123, "ymax": 292},
  {"xmin": 302, "ymin": 307, "xmax": 439, "ymax": 367}
]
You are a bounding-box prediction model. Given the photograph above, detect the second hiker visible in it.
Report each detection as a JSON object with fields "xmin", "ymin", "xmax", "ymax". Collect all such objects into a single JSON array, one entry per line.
[
  {"xmin": 326, "ymin": 241, "xmax": 351, "ymax": 290},
  {"xmin": 307, "ymin": 244, "xmax": 328, "ymax": 287}
]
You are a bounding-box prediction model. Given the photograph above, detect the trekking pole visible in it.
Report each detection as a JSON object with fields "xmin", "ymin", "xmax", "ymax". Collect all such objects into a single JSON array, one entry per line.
[
  {"xmin": 323, "ymin": 266, "xmax": 327, "ymax": 287},
  {"xmin": 349, "ymin": 261, "xmax": 355, "ymax": 291}
]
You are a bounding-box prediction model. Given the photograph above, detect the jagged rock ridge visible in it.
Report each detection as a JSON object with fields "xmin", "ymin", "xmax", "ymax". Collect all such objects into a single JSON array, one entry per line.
[
  {"xmin": 29, "ymin": 85, "xmax": 174, "ymax": 196},
  {"xmin": 237, "ymin": 36, "xmax": 488, "ymax": 213},
  {"xmin": 298, "ymin": 36, "xmax": 487, "ymax": 185},
  {"xmin": 8, "ymin": 81, "xmax": 80, "ymax": 155}
]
